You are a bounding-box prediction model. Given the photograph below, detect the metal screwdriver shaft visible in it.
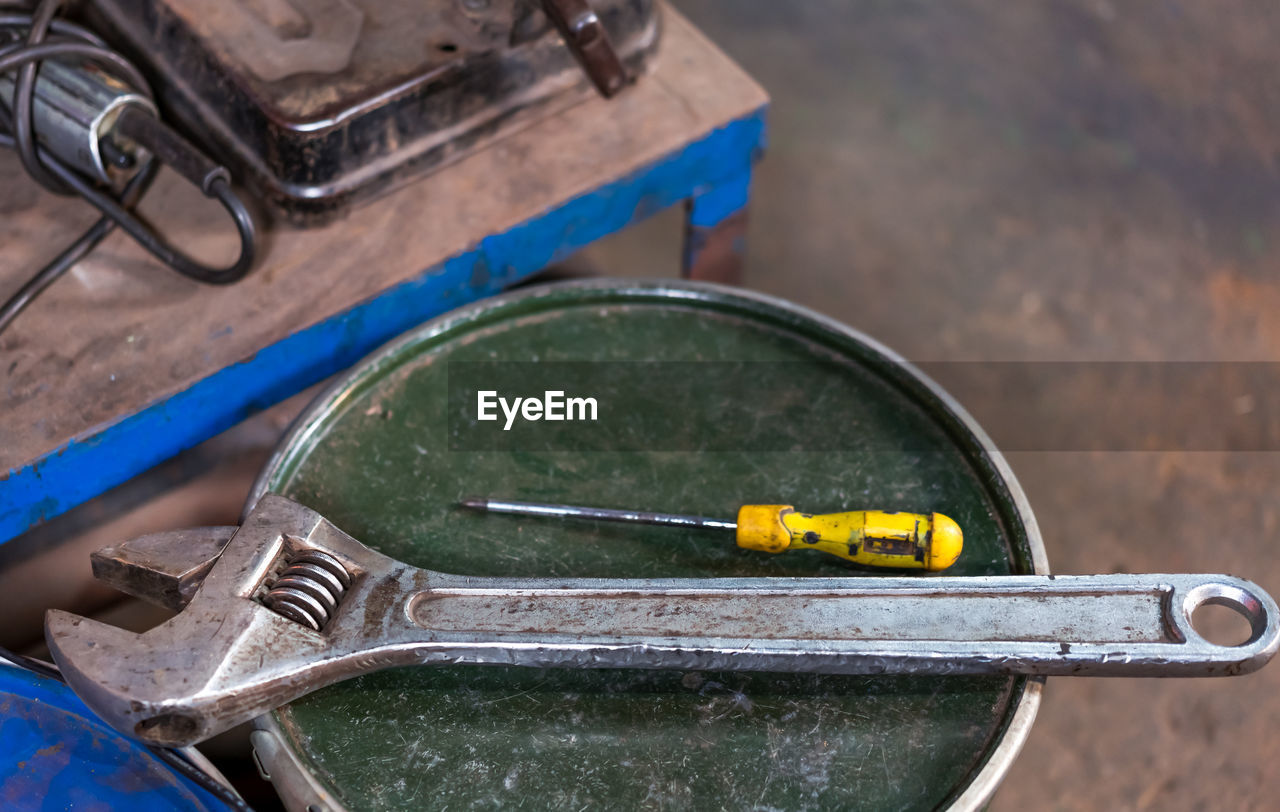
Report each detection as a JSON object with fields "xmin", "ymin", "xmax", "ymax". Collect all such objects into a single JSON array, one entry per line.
[
  {"xmin": 460, "ymin": 494, "xmax": 742, "ymax": 530},
  {"xmin": 459, "ymin": 497, "xmax": 965, "ymax": 571},
  {"xmin": 460, "ymin": 498, "xmax": 737, "ymax": 530}
]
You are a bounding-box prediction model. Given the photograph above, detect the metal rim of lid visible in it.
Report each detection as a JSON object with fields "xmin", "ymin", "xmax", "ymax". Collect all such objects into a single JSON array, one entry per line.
[{"xmin": 246, "ymin": 277, "xmax": 1048, "ymax": 812}]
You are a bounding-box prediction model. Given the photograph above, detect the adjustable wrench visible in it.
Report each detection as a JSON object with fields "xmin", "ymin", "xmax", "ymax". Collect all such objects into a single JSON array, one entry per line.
[{"xmin": 45, "ymin": 494, "xmax": 1279, "ymax": 747}]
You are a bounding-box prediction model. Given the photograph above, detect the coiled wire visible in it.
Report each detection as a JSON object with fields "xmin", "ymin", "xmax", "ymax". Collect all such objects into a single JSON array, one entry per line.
[{"xmin": 0, "ymin": 0, "xmax": 256, "ymax": 337}]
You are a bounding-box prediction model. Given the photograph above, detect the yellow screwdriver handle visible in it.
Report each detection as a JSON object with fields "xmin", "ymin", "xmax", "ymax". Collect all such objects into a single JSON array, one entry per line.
[{"xmin": 734, "ymin": 505, "xmax": 963, "ymax": 571}]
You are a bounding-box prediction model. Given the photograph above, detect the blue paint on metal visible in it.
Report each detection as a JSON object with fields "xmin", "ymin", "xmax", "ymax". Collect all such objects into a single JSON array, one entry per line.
[
  {"xmin": 0, "ymin": 106, "xmax": 768, "ymax": 545},
  {"xmin": 683, "ymin": 168, "xmax": 754, "ymax": 274},
  {"xmin": 0, "ymin": 666, "xmax": 230, "ymax": 810},
  {"xmin": 687, "ymin": 168, "xmax": 753, "ymax": 227}
]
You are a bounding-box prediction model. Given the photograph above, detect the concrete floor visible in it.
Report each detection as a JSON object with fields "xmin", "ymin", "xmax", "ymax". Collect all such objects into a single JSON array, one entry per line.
[{"xmin": 580, "ymin": 1, "xmax": 1280, "ymax": 808}]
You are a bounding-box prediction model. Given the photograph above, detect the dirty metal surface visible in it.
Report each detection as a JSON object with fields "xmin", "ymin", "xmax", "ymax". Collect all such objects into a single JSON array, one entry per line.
[
  {"xmin": 684, "ymin": 207, "xmax": 748, "ymax": 283},
  {"xmin": 88, "ymin": 0, "xmax": 661, "ymax": 221},
  {"xmin": 92, "ymin": 526, "xmax": 238, "ymax": 612},
  {"xmin": 0, "ymin": 666, "xmax": 228, "ymax": 810},
  {"xmin": 239, "ymin": 280, "xmax": 1044, "ymax": 810}
]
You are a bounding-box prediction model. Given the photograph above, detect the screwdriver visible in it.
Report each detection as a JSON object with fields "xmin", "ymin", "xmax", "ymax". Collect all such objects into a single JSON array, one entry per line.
[{"xmin": 460, "ymin": 498, "xmax": 963, "ymax": 571}]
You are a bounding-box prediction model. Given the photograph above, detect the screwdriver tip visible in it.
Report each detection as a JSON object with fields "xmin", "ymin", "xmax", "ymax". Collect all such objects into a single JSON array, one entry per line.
[{"xmin": 459, "ymin": 497, "xmax": 488, "ymax": 510}]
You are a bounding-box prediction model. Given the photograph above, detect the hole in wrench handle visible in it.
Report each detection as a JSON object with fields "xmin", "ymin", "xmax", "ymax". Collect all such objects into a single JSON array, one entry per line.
[{"xmin": 1181, "ymin": 581, "xmax": 1272, "ymax": 647}]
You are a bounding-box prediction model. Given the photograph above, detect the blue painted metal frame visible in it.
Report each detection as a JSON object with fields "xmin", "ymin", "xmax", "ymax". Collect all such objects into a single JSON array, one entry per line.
[
  {"xmin": 0, "ymin": 107, "xmax": 767, "ymax": 546},
  {"xmin": 683, "ymin": 167, "xmax": 753, "ymax": 277},
  {"xmin": 0, "ymin": 665, "xmax": 230, "ymax": 809},
  {"xmin": 687, "ymin": 168, "xmax": 753, "ymax": 229}
]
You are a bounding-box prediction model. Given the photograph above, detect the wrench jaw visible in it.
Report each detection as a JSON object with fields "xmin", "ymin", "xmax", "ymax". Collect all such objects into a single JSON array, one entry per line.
[
  {"xmin": 44, "ymin": 494, "xmax": 420, "ymax": 747},
  {"xmin": 45, "ymin": 601, "xmax": 343, "ymax": 746},
  {"xmin": 90, "ymin": 526, "xmax": 237, "ymax": 612},
  {"xmin": 45, "ymin": 609, "xmax": 227, "ymax": 746},
  {"xmin": 46, "ymin": 571, "xmax": 367, "ymax": 747}
]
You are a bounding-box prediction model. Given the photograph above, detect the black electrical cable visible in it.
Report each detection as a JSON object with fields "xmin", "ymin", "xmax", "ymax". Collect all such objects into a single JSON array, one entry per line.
[
  {"xmin": 0, "ymin": 0, "xmax": 257, "ymax": 337},
  {"xmin": 0, "ymin": 159, "xmax": 156, "ymax": 329},
  {"xmin": 41, "ymin": 146, "xmax": 257, "ymax": 285}
]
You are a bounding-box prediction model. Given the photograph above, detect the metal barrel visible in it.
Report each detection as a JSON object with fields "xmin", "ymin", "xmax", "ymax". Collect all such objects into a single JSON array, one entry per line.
[
  {"xmin": 247, "ymin": 279, "xmax": 1046, "ymax": 811},
  {"xmin": 0, "ymin": 664, "xmax": 233, "ymax": 810}
]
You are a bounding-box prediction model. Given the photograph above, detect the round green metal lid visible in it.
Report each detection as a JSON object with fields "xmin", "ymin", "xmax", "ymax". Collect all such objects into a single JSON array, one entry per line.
[{"xmin": 251, "ymin": 280, "xmax": 1044, "ymax": 811}]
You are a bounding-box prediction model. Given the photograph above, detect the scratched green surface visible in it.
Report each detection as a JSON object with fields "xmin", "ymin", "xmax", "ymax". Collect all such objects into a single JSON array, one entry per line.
[{"xmin": 262, "ymin": 283, "xmax": 1035, "ymax": 811}]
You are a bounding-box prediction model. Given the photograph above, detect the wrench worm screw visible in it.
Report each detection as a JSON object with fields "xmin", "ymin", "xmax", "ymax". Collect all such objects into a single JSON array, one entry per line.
[{"xmin": 262, "ymin": 549, "xmax": 352, "ymax": 630}]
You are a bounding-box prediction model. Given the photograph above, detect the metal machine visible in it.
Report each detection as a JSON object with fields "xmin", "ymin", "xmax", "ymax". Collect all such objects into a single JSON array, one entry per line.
[
  {"xmin": 1, "ymin": 0, "xmax": 660, "ymax": 332},
  {"xmin": 88, "ymin": 0, "xmax": 661, "ymax": 222}
]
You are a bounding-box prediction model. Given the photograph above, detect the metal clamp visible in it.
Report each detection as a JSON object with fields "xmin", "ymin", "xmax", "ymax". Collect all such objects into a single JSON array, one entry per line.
[{"xmin": 541, "ymin": 0, "xmax": 630, "ymax": 96}]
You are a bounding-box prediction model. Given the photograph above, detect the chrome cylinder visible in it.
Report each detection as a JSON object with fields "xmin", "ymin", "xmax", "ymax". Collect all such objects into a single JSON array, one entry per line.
[{"xmin": 1, "ymin": 58, "xmax": 155, "ymax": 184}]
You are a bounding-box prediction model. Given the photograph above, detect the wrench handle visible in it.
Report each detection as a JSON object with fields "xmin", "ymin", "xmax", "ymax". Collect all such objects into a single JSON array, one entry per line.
[
  {"xmin": 44, "ymin": 497, "xmax": 1280, "ymax": 747},
  {"xmin": 410, "ymin": 572, "xmax": 1279, "ymax": 678}
]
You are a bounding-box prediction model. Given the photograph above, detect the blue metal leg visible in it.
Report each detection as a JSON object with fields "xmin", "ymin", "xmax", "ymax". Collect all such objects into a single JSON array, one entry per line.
[{"xmin": 682, "ymin": 166, "xmax": 753, "ymax": 283}]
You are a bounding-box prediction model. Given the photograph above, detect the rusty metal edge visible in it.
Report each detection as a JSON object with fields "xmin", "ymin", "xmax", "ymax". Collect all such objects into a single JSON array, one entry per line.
[{"xmin": 245, "ymin": 277, "xmax": 1048, "ymax": 812}]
